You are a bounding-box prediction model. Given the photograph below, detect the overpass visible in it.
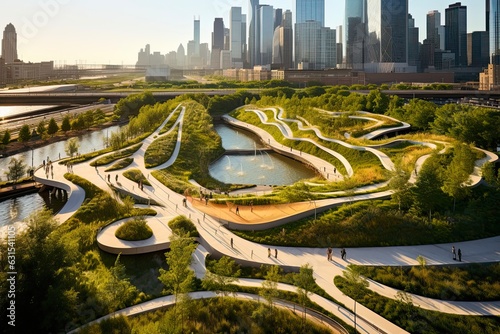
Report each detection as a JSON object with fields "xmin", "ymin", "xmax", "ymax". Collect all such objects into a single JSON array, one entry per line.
[
  {"xmin": 0, "ymin": 90, "xmax": 237, "ymax": 106},
  {"xmin": 2, "ymin": 89, "xmax": 500, "ymax": 106}
]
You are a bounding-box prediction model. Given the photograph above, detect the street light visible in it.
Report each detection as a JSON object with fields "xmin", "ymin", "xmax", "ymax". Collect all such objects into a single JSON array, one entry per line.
[{"xmin": 308, "ymin": 198, "xmax": 317, "ymax": 222}]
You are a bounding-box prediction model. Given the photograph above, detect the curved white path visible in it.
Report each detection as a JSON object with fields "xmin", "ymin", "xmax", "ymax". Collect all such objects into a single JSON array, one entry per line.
[{"xmin": 28, "ymin": 103, "xmax": 500, "ymax": 334}]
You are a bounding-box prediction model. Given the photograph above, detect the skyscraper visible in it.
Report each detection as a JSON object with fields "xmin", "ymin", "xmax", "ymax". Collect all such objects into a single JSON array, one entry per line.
[
  {"xmin": 230, "ymin": 7, "xmax": 245, "ymax": 68},
  {"xmin": 345, "ymin": 0, "xmax": 366, "ymax": 69},
  {"xmin": 490, "ymin": 0, "xmax": 500, "ymax": 64},
  {"xmin": 408, "ymin": 14, "xmax": 420, "ymax": 68},
  {"xmin": 295, "ymin": 21, "xmax": 336, "ymax": 70},
  {"xmin": 211, "ymin": 18, "xmax": 225, "ymax": 68},
  {"xmin": 296, "ymin": 0, "xmax": 325, "ymax": 26},
  {"xmin": 445, "ymin": 2, "xmax": 467, "ymax": 67},
  {"xmin": 272, "ymin": 9, "xmax": 293, "ymax": 69},
  {"xmin": 248, "ymin": 0, "xmax": 260, "ymax": 67},
  {"xmin": 1, "ymin": 23, "xmax": 18, "ymax": 63},
  {"xmin": 259, "ymin": 5, "xmax": 274, "ymax": 66},
  {"xmin": 365, "ymin": 0, "xmax": 409, "ymax": 72},
  {"xmin": 194, "ymin": 18, "xmax": 201, "ymax": 57},
  {"xmin": 427, "ymin": 10, "xmax": 441, "ymax": 50}
]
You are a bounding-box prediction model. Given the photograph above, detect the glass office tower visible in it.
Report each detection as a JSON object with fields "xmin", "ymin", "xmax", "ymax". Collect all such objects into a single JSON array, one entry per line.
[
  {"xmin": 490, "ymin": 0, "xmax": 500, "ymax": 64},
  {"xmin": 365, "ymin": 0, "xmax": 408, "ymax": 64},
  {"xmin": 296, "ymin": 0, "xmax": 325, "ymax": 26},
  {"xmin": 345, "ymin": 0, "xmax": 366, "ymax": 69},
  {"xmin": 445, "ymin": 2, "xmax": 467, "ymax": 67}
]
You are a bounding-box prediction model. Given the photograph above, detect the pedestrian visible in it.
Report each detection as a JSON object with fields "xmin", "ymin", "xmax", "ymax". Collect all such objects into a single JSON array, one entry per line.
[
  {"xmin": 230, "ymin": 238, "xmax": 233, "ymax": 249},
  {"xmin": 458, "ymin": 248, "xmax": 462, "ymax": 262},
  {"xmin": 268, "ymin": 248, "xmax": 271, "ymax": 257},
  {"xmin": 205, "ymin": 197, "xmax": 208, "ymax": 205},
  {"xmin": 115, "ymin": 174, "xmax": 118, "ymax": 182},
  {"xmin": 341, "ymin": 248, "xmax": 346, "ymax": 260},
  {"xmin": 327, "ymin": 247, "xmax": 332, "ymax": 261},
  {"xmin": 236, "ymin": 206, "xmax": 240, "ymax": 215},
  {"xmin": 275, "ymin": 248, "xmax": 278, "ymax": 258},
  {"xmin": 452, "ymin": 246, "xmax": 456, "ymax": 260},
  {"xmin": 250, "ymin": 201, "xmax": 253, "ymax": 212},
  {"xmin": 107, "ymin": 174, "xmax": 110, "ymax": 182}
]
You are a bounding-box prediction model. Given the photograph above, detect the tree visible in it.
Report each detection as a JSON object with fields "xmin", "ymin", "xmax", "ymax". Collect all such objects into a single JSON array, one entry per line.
[
  {"xmin": 18, "ymin": 124, "xmax": 31, "ymax": 143},
  {"xmin": 61, "ymin": 115, "xmax": 71, "ymax": 132},
  {"xmin": 342, "ymin": 264, "xmax": 369, "ymax": 300},
  {"xmin": 260, "ymin": 265, "xmax": 281, "ymax": 310},
  {"xmin": 389, "ymin": 166, "xmax": 412, "ymax": 212},
  {"xmin": 158, "ymin": 234, "xmax": 197, "ymax": 332},
  {"xmin": 482, "ymin": 162, "xmax": 500, "ymax": 188},
  {"xmin": 411, "ymin": 158, "xmax": 446, "ymax": 221},
  {"xmin": 37, "ymin": 120, "xmax": 47, "ymax": 137},
  {"xmin": 47, "ymin": 117, "xmax": 59, "ymax": 136},
  {"xmin": 4, "ymin": 157, "xmax": 27, "ymax": 186},
  {"xmin": 441, "ymin": 143, "xmax": 476, "ymax": 212},
  {"xmin": 2, "ymin": 129, "xmax": 10, "ymax": 144},
  {"xmin": 294, "ymin": 263, "xmax": 316, "ymax": 327},
  {"xmin": 0, "ymin": 208, "xmax": 76, "ymax": 333},
  {"xmin": 202, "ymin": 256, "xmax": 241, "ymax": 296},
  {"xmin": 65, "ymin": 137, "xmax": 80, "ymax": 157}
]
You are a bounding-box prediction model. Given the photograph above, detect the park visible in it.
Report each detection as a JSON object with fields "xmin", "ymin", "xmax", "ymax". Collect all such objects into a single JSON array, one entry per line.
[{"xmin": 1, "ymin": 88, "xmax": 500, "ymax": 333}]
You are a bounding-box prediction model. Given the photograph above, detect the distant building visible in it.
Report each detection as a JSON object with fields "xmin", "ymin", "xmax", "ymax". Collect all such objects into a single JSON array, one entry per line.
[
  {"xmin": 296, "ymin": 0, "xmax": 325, "ymax": 26},
  {"xmin": 248, "ymin": 0, "xmax": 260, "ymax": 67},
  {"xmin": 1, "ymin": 23, "xmax": 18, "ymax": 63},
  {"xmin": 259, "ymin": 5, "xmax": 274, "ymax": 66},
  {"xmin": 295, "ymin": 21, "xmax": 336, "ymax": 70},
  {"xmin": 272, "ymin": 9, "xmax": 293, "ymax": 70},
  {"xmin": 0, "ymin": 57, "xmax": 6, "ymax": 86},
  {"xmin": 230, "ymin": 7, "xmax": 246, "ymax": 68},
  {"xmin": 445, "ymin": 2, "xmax": 467, "ymax": 68},
  {"xmin": 136, "ymin": 44, "xmax": 165, "ymax": 68},
  {"xmin": 345, "ymin": 0, "xmax": 365, "ymax": 70},
  {"xmin": 145, "ymin": 65, "xmax": 170, "ymax": 82},
  {"xmin": 336, "ymin": 25, "xmax": 343, "ymax": 67},
  {"xmin": 176, "ymin": 44, "xmax": 186, "ymax": 69},
  {"xmin": 7, "ymin": 61, "xmax": 54, "ymax": 82},
  {"xmin": 408, "ymin": 14, "xmax": 420, "ymax": 69},
  {"xmin": 365, "ymin": 0, "xmax": 412, "ymax": 73},
  {"xmin": 467, "ymin": 31, "xmax": 489, "ymax": 68},
  {"xmin": 211, "ymin": 18, "xmax": 225, "ymax": 69}
]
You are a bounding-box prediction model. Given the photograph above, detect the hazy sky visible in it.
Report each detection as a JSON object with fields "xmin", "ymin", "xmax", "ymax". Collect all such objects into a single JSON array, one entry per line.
[{"xmin": 0, "ymin": 0, "xmax": 486, "ymax": 65}]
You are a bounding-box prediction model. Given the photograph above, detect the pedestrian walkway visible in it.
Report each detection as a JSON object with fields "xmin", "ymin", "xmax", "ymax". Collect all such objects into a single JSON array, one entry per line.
[{"xmin": 28, "ymin": 103, "xmax": 500, "ymax": 334}]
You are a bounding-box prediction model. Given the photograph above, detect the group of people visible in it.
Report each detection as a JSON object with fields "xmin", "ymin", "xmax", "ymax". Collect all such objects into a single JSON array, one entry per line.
[
  {"xmin": 452, "ymin": 246, "xmax": 462, "ymax": 262},
  {"xmin": 43, "ymin": 159, "xmax": 54, "ymax": 179},
  {"xmin": 267, "ymin": 247, "xmax": 278, "ymax": 258},
  {"xmin": 327, "ymin": 247, "xmax": 347, "ymax": 261}
]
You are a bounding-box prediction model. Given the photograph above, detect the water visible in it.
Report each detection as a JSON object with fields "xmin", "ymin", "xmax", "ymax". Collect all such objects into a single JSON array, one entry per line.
[
  {"xmin": 0, "ymin": 191, "xmax": 66, "ymax": 227},
  {"xmin": 210, "ymin": 124, "xmax": 316, "ymax": 186},
  {"xmin": 0, "ymin": 105, "xmax": 58, "ymax": 119},
  {"xmin": 0, "ymin": 125, "xmax": 122, "ymax": 179}
]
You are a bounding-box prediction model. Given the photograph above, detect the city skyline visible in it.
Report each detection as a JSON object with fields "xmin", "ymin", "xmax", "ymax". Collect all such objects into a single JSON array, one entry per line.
[{"xmin": 0, "ymin": 0, "xmax": 487, "ymax": 65}]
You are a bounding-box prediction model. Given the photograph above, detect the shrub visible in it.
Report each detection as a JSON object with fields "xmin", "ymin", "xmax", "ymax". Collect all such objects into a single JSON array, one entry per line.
[
  {"xmin": 115, "ymin": 217, "xmax": 153, "ymax": 241},
  {"xmin": 168, "ymin": 215, "xmax": 199, "ymax": 237}
]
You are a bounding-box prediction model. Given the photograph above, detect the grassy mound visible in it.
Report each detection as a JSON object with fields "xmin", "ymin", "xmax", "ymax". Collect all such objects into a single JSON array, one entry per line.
[
  {"xmin": 115, "ymin": 217, "xmax": 153, "ymax": 241},
  {"xmin": 168, "ymin": 215, "xmax": 199, "ymax": 237}
]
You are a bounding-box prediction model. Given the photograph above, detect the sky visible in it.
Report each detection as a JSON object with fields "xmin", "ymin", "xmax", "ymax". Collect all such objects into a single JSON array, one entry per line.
[{"xmin": 0, "ymin": 0, "xmax": 486, "ymax": 66}]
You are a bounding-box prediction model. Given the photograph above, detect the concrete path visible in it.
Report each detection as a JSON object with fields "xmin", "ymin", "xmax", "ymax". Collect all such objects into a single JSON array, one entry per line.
[{"xmin": 27, "ymin": 103, "xmax": 500, "ymax": 334}]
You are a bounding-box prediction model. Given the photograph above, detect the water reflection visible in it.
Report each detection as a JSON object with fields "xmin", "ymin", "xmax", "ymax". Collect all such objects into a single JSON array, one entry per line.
[{"xmin": 211, "ymin": 124, "xmax": 316, "ymax": 186}]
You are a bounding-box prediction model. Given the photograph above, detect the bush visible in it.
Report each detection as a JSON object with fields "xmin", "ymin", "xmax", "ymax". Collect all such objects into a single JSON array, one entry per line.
[
  {"xmin": 168, "ymin": 215, "xmax": 199, "ymax": 237},
  {"xmin": 115, "ymin": 217, "xmax": 153, "ymax": 241}
]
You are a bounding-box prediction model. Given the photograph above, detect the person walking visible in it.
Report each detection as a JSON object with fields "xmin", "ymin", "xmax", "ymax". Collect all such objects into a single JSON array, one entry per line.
[
  {"xmin": 275, "ymin": 248, "xmax": 278, "ymax": 259},
  {"xmin": 458, "ymin": 248, "xmax": 462, "ymax": 262},
  {"xmin": 230, "ymin": 238, "xmax": 233, "ymax": 248},
  {"xmin": 235, "ymin": 206, "xmax": 240, "ymax": 215},
  {"xmin": 268, "ymin": 248, "xmax": 271, "ymax": 257},
  {"xmin": 452, "ymin": 246, "xmax": 456, "ymax": 260},
  {"xmin": 327, "ymin": 247, "xmax": 332, "ymax": 261}
]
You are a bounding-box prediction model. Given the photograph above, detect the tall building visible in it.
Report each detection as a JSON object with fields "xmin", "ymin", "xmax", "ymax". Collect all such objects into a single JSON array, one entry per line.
[
  {"xmin": 248, "ymin": 0, "xmax": 260, "ymax": 67},
  {"xmin": 176, "ymin": 44, "xmax": 186, "ymax": 69},
  {"xmin": 259, "ymin": 5, "xmax": 274, "ymax": 66},
  {"xmin": 336, "ymin": 25, "xmax": 344, "ymax": 66},
  {"xmin": 211, "ymin": 18, "xmax": 225, "ymax": 69},
  {"xmin": 487, "ymin": 0, "xmax": 491, "ymax": 33},
  {"xmin": 274, "ymin": 8, "xmax": 283, "ymax": 30},
  {"xmin": 1, "ymin": 23, "xmax": 18, "ymax": 63},
  {"xmin": 467, "ymin": 31, "xmax": 489, "ymax": 68},
  {"xmin": 490, "ymin": 0, "xmax": 500, "ymax": 64},
  {"xmin": 408, "ymin": 14, "xmax": 420, "ymax": 68},
  {"xmin": 230, "ymin": 7, "xmax": 245, "ymax": 68},
  {"xmin": 0, "ymin": 57, "xmax": 6, "ymax": 86},
  {"xmin": 365, "ymin": 0, "xmax": 410, "ymax": 72},
  {"xmin": 345, "ymin": 0, "xmax": 366, "ymax": 69},
  {"xmin": 296, "ymin": 0, "xmax": 325, "ymax": 26},
  {"xmin": 295, "ymin": 21, "xmax": 336, "ymax": 70},
  {"xmin": 445, "ymin": 2, "xmax": 467, "ymax": 67},
  {"xmin": 427, "ymin": 10, "xmax": 441, "ymax": 50},
  {"xmin": 194, "ymin": 18, "xmax": 200, "ymax": 57},
  {"xmin": 272, "ymin": 9, "xmax": 293, "ymax": 69}
]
